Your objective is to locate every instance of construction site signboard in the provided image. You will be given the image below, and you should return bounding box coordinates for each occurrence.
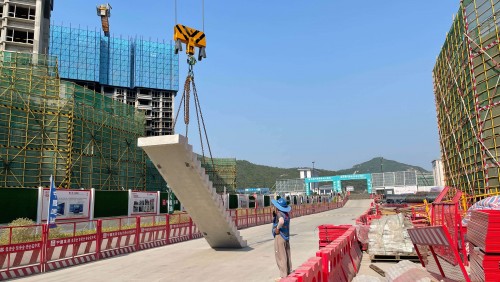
[130,191,158,215]
[238,194,249,208]
[41,189,91,221]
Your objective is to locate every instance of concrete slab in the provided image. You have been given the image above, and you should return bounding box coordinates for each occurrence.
[20,200,373,282]
[138,134,246,248]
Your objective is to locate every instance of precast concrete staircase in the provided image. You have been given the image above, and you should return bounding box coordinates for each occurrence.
[138,135,247,248]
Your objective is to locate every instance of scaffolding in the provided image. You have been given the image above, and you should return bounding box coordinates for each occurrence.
[275,179,306,194]
[0,51,165,190]
[134,38,179,91]
[198,157,236,193]
[100,36,131,88]
[50,25,101,82]
[49,25,178,137]
[49,24,179,91]
[433,0,500,202]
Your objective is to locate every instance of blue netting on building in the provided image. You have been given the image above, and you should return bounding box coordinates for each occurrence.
[100,37,131,88]
[50,26,101,82]
[134,39,179,90]
[49,25,178,91]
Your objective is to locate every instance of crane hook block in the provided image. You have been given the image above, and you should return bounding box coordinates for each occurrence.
[174,24,207,61]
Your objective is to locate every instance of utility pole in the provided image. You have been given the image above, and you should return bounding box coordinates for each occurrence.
[380,157,384,173]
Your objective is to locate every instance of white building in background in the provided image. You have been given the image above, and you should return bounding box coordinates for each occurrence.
[432,159,445,187]
[298,168,317,179]
[0,0,53,54]
[298,167,319,193]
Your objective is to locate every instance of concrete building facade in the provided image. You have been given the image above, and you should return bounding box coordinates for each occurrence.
[0,0,52,54]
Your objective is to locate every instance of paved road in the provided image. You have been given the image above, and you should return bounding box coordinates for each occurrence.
[19,200,373,282]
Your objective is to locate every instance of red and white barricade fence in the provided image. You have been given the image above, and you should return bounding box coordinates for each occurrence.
[100,217,138,259]
[229,201,347,230]
[0,199,348,280]
[138,215,169,250]
[0,224,45,280]
[283,225,362,282]
[45,220,99,271]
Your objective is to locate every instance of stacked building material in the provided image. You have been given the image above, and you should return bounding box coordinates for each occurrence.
[468,210,500,281]
[368,214,415,257]
[317,224,351,249]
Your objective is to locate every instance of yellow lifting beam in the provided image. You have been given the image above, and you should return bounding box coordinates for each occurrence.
[174,24,206,61]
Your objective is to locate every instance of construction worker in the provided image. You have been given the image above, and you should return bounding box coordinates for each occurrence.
[271,197,292,279]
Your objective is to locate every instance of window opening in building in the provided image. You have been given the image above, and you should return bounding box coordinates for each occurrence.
[8,5,35,20]
[6,29,34,44]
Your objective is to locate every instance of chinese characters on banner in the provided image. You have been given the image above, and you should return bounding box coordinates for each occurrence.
[47,175,58,228]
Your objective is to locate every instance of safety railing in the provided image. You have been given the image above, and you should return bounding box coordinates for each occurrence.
[431,188,467,266]
[227,201,345,229]
[0,224,45,279]
[0,199,347,280]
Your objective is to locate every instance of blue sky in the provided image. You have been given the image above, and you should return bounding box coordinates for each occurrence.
[52,1,460,171]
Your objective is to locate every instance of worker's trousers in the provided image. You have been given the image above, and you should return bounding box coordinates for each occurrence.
[274,235,292,278]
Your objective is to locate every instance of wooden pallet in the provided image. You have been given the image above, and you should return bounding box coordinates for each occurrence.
[370,253,420,263]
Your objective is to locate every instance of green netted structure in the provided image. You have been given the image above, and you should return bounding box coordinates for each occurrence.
[198,156,236,193]
[433,0,500,203]
[0,51,166,190]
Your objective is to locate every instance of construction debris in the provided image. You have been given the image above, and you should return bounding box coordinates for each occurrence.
[369,264,386,277]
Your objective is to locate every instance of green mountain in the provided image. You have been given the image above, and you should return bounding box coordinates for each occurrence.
[236,157,429,189]
[336,157,429,175]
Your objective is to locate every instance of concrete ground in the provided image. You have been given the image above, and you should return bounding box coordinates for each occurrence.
[355,252,397,281]
[18,200,372,282]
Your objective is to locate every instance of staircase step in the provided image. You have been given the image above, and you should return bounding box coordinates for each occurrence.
[138,134,247,248]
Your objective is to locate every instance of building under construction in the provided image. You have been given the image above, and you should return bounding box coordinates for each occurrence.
[0,51,149,189]
[49,25,179,136]
[434,0,500,202]
[0,0,237,191]
[0,50,236,191]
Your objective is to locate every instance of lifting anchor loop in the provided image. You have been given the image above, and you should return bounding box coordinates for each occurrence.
[187,55,197,76]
